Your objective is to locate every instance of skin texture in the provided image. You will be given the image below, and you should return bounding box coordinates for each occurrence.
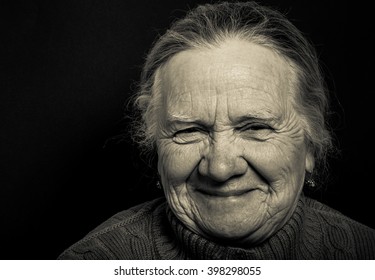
[155,38,315,245]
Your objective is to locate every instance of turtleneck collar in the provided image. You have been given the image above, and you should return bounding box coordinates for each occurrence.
[152,195,319,259]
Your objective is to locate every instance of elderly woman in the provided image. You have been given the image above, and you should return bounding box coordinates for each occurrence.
[59,1,375,259]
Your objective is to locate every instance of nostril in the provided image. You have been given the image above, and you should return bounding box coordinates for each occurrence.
[195,169,233,187]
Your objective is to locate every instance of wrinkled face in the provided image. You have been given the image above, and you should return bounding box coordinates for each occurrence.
[155,39,314,245]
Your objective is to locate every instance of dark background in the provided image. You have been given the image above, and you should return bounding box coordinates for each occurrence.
[1,0,374,259]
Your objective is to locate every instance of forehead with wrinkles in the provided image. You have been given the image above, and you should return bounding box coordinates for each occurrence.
[157,39,297,124]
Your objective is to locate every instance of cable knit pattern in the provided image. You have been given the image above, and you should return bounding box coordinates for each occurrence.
[58,195,375,260]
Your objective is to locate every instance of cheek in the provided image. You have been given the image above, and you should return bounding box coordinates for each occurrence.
[244,138,307,184]
[157,141,203,185]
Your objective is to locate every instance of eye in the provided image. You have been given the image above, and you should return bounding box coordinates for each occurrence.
[241,123,271,131]
[173,127,207,144]
[238,123,273,140]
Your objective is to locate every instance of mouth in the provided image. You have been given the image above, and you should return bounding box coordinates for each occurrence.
[196,188,253,197]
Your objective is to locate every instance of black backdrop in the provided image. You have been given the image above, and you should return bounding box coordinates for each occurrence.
[1,0,374,259]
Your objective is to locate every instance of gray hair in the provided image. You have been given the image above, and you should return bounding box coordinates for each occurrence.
[130,1,335,183]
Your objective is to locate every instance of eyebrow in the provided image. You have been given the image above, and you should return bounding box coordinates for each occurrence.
[232,114,280,124]
[166,113,280,127]
[166,116,209,127]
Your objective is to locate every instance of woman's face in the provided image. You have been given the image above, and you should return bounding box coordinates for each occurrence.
[155,39,314,245]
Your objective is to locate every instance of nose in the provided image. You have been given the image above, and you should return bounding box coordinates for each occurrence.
[198,134,247,182]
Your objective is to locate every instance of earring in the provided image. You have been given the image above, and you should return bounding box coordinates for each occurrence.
[306,178,316,188]
[305,172,316,188]
[156,181,162,189]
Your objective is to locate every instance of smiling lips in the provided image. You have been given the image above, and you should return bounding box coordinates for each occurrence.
[197,187,254,197]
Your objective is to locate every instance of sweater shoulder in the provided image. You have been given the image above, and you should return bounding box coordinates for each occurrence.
[58,197,166,260]
[304,196,375,259]
[89,197,165,233]
[304,197,373,231]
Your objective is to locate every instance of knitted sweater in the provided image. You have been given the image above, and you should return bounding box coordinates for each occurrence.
[58,195,375,259]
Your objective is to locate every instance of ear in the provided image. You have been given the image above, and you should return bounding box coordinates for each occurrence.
[305,151,315,173]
